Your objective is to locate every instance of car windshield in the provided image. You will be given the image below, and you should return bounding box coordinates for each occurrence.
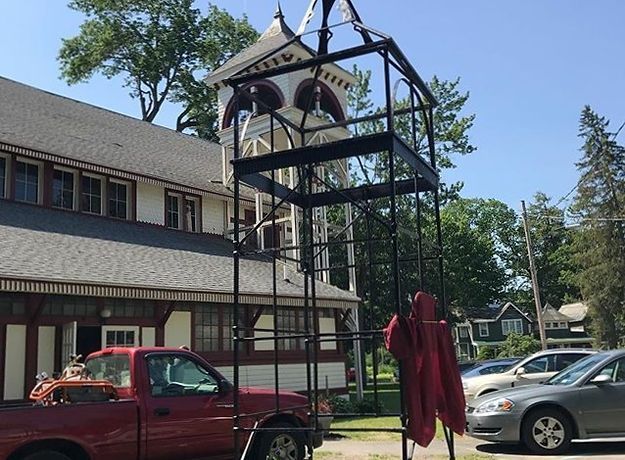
[545,353,603,385]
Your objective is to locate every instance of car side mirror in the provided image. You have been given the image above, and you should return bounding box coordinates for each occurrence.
[515,367,526,377]
[218,379,234,394]
[590,374,612,385]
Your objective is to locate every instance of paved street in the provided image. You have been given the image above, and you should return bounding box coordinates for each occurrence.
[317,436,625,459]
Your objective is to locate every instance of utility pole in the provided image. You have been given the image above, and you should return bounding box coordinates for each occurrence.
[521,200,547,350]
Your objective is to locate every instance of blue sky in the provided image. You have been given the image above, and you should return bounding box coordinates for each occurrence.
[1,1,623,210]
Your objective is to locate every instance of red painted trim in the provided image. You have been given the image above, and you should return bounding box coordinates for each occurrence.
[0,323,6,398]
[54,326,62,373]
[222,79,286,129]
[9,154,16,200]
[131,179,137,221]
[42,162,54,208]
[157,301,176,328]
[294,78,346,122]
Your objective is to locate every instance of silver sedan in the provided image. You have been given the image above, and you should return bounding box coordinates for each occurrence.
[465,349,625,455]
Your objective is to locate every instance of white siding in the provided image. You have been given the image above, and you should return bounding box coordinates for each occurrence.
[319,317,337,351]
[37,326,56,376]
[202,197,226,235]
[4,325,26,400]
[254,315,274,351]
[165,311,191,348]
[136,182,164,225]
[142,327,156,347]
[217,361,346,392]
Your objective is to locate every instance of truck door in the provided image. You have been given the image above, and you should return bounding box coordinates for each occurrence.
[143,352,234,460]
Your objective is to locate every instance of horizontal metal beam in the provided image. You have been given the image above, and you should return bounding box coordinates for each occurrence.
[232,132,395,175]
[392,135,439,188]
[237,173,306,208]
[227,39,390,86]
[308,178,435,207]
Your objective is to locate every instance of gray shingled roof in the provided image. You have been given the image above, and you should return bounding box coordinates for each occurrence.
[0,77,232,196]
[206,11,298,86]
[542,303,572,322]
[0,200,357,303]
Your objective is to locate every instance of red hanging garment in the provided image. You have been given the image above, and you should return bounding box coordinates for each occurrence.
[384,291,466,447]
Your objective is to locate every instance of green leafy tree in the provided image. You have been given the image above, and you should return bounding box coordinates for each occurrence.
[571,106,625,348]
[58,0,257,138]
[497,332,541,358]
[477,346,497,360]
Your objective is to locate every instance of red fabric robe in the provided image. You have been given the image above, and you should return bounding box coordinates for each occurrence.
[384,291,466,447]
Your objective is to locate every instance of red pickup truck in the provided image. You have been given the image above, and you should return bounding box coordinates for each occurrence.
[0,347,324,460]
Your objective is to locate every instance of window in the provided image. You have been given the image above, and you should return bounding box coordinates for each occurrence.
[52,168,76,209]
[545,321,568,330]
[524,355,555,374]
[15,160,40,203]
[593,357,625,383]
[185,197,199,232]
[559,321,568,329]
[223,81,284,128]
[555,353,590,372]
[194,305,232,352]
[0,156,6,198]
[105,329,137,347]
[502,318,524,335]
[108,180,129,219]
[167,192,201,232]
[85,354,131,388]
[147,354,219,397]
[479,323,489,337]
[295,80,345,122]
[82,175,103,214]
[167,193,181,229]
[459,327,468,338]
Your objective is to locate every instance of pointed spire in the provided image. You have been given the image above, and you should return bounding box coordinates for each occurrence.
[274,1,284,20]
[260,1,295,40]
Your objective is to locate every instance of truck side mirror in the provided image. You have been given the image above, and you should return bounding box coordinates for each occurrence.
[515,367,526,377]
[218,379,234,394]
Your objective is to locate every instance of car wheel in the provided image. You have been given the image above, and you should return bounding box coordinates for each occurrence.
[256,422,305,460]
[22,451,72,460]
[522,408,572,455]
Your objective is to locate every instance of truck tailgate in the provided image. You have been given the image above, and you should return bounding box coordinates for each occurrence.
[0,399,139,460]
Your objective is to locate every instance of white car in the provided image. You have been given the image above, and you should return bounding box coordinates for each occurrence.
[462,349,595,402]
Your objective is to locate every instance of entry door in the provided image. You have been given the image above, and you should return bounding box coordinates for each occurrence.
[61,321,77,366]
[144,352,234,460]
[101,326,140,349]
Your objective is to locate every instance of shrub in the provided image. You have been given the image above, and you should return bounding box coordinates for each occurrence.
[497,332,541,358]
[477,346,497,360]
[322,394,353,414]
[353,397,384,415]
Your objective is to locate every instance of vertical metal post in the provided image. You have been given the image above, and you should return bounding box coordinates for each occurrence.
[271,116,281,412]
[366,204,379,413]
[232,85,241,460]
[384,47,408,460]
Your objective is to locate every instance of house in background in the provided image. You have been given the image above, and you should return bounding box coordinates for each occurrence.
[455,302,533,360]
[543,302,593,348]
[0,9,360,401]
[455,301,594,360]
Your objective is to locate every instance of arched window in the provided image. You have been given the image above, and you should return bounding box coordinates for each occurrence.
[222,80,285,129]
[294,79,345,123]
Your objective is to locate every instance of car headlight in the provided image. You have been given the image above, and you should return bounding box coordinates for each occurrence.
[474,398,515,414]
[462,380,468,390]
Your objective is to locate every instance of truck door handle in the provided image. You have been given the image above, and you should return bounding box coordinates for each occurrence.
[154,407,170,416]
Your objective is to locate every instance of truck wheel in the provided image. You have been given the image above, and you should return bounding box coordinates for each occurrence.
[256,422,305,460]
[522,408,572,455]
[22,451,72,460]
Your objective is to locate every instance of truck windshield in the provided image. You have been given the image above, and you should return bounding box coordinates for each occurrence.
[85,354,131,388]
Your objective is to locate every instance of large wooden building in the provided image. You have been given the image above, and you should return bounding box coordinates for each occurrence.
[0,11,360,401]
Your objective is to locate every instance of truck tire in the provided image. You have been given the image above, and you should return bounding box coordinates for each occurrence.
[256,422,305,460]
[22,451,72,460]
[522,408,572,455]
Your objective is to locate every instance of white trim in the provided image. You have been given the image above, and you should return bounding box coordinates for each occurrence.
[15,156,44,205]
[501,318,524,335]
[479,322,489,337]
[52,166,78,211]
[81,173,105,216]
[0,152,9,199]
[102,325,140,348]
[108,178,132,220]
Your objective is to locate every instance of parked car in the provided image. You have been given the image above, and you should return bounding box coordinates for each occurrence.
[0,347,324,460]
[462,348,595,401]
[466,349,625,454]
[461,358,521,378]
[458,361,478,373]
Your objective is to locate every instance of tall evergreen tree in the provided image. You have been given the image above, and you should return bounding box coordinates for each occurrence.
[572,106,625,347]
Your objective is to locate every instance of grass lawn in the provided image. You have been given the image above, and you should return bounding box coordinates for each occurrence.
[329,416,446,442]
[348,382,401,414]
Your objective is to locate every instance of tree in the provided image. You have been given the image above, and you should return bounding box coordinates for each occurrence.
[497,332,541,358]
[58,0,257,138]
[507,193,581,311]
[571,106,625,348]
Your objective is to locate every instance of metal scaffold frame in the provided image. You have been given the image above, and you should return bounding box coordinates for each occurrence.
[228,7,455,460]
